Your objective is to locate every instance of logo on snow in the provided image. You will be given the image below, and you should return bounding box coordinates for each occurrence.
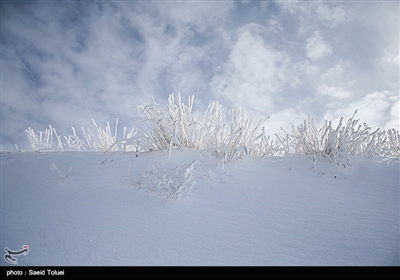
[4,245,29,265]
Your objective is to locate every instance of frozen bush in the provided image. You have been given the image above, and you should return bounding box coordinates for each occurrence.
[25,118,135,153]
[132,94,202,154]
[288,110,400,166]
[130,93,269,163]
[25,125,64,152]
[49,163,72,183]
[23,94,399,164]
[129,160,200,201]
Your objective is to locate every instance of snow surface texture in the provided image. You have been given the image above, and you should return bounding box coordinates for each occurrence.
[1,149,399,266]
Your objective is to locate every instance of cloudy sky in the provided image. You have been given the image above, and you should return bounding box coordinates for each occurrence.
[1,0,399,151]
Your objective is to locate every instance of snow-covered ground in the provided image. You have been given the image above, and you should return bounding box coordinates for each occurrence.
[1,149,399,266]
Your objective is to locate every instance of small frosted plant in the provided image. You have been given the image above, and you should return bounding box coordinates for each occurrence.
[130,160,200,201]
[49,163,72,183]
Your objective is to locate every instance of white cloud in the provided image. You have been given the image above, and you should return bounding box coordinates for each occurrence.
[382,40,399,67]
[292,60,320,86]
[276,1,353,36]
[324,91,399,130]
[386,100,399,130]
[266,18,283,34]
[158,1,234,27]
[321,64,344,81]
[306,32,332,61]
[211,25,292,115]
[315,4,350,27]
[264,108,308,135]
[0,1,398,151]
[318,84,353,100]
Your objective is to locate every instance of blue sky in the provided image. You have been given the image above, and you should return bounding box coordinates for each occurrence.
[1,0,399,151]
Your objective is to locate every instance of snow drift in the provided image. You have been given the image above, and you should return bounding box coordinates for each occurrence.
[2,94,399,265]
[1,150,399,265]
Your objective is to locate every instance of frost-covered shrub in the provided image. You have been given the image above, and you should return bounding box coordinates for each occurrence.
[204,107,269,165]
[82,119,132,152]
[287,110,400,166]
[385,129,400,157]
[129,160,200,201]
[49,163,72,183]
[132,94,203,154]
[23,94,399,164]
[130,93,269,164]
[25,118,135,152]
[25,125,64,152]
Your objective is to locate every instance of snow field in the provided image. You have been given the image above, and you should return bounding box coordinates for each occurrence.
[1,150,398,265]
